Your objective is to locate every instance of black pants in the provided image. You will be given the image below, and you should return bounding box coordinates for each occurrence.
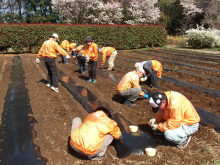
[146,70,158,87]
[44,57,58,87]
[88,61,97,79]
[61,49,68,64]
[77,56,86,73]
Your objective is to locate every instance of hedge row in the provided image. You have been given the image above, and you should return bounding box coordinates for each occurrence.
[0,23,167,54]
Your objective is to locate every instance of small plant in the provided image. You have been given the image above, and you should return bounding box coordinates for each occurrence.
[211,159,220,165]
[201,160,206,165]
[203,147,211,154]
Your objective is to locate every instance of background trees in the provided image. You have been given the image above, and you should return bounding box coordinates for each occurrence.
[0,0,219,34]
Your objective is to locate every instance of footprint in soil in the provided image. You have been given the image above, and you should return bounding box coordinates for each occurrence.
[54,109,67,118]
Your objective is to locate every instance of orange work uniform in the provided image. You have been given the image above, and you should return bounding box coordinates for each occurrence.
[116,71,144,97]
[155,91,201,132]
[70,111,121,155]
[152,60,162,78]
[37,38,68,58]
[84,42,98,61]
[60,40,70,52]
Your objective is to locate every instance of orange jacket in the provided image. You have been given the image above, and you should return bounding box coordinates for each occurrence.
[60,40,70,52]
[152,60,162,78]
[70,111,121,155]
[155,91,200,132]
[84,42,98,61]
[116,71,144,97]
[69,43,77,51]
[37,38,68,59]
[100,47,115,64]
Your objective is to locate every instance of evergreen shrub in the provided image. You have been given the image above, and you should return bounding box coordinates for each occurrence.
[0,23,167,53]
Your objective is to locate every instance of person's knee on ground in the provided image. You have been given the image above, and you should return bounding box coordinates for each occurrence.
[71,117,82,133]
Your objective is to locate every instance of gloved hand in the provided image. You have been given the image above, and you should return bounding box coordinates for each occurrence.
[150,124,158,130]
[36,58,40,64]
[140,77,147,82]
[148,118,156,125]
[143,94,148,99]
[73,48,76,51]
[86,56,90,62]
[66,55,70,59]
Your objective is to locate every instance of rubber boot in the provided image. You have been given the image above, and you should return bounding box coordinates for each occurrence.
[87,78,93,82]
[124,100,136,107]
[82,70,86,74]
[80,66,83,74]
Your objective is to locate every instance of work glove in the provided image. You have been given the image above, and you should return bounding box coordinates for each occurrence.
[86,56,90,62]
[140,77,147,82]
[36,58,40,64]
[148,118,156,125]
[143,94,148,99]
[66,55,70,59]
[150,124,158,130]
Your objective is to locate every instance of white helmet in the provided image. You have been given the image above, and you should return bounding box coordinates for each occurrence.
[51,33,59,41]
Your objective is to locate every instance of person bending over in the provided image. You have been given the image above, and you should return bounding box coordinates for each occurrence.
[148,91,200,149]
[70,102,123,160]
[135,60,162,89]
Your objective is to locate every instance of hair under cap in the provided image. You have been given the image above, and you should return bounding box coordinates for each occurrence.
[149,92,163,113]
[94,102,113,118]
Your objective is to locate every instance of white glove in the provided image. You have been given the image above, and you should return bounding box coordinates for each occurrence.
[140,77,147,82]
[150,124,158,130]
[86,56,90,62]
[66,55,70,59]
[73,48,76,51]
[148,118,156,125]
[36,58,40,64]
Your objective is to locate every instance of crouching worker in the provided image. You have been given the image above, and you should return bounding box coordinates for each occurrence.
[70,102,122,160]
[148,91,200,149]
[135,60,162,89]
[116,68,148,107]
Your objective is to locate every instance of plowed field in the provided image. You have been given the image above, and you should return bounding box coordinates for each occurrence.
[0,48,219,165]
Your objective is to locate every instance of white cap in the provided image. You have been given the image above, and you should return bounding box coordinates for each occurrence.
[137,67,145,74]
[51,33,59,41]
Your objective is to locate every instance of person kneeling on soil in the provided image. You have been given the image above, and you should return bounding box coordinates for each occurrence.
[98,47,117,71]
[135,60,162,89]
[116,68,149,107]
[148,91,200,149]
[70,102,123,161]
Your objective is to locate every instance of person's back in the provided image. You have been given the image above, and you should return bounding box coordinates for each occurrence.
[60,40,70,51]
[71,111,121,155]
[37,38,59,59]
[156,91,200,128]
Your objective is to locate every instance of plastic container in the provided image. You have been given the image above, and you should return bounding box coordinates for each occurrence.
[145,148,156,156]
[129,125,138,132]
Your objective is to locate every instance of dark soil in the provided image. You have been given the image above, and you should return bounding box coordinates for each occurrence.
[0,48,220,165]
